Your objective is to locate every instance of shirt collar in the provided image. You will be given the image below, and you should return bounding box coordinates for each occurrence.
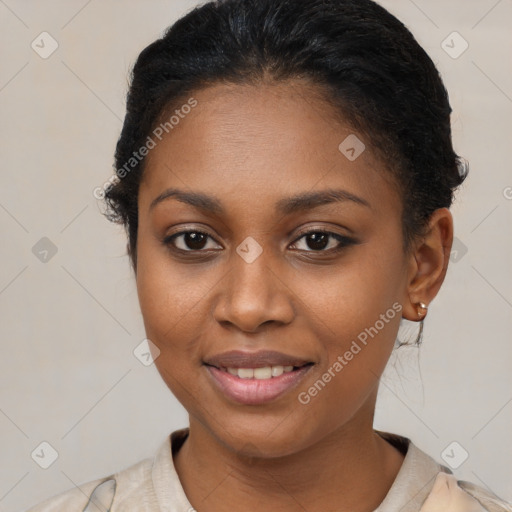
[151,428,193,511]
[373,430,452,512]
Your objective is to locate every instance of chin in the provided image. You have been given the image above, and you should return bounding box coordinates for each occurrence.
[204,414,319,460]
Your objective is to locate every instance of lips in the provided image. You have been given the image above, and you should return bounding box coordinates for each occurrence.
[203,350,314,405]
[204,349,311,369]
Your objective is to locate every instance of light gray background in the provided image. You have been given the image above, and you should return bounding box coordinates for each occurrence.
[0,1,511,511]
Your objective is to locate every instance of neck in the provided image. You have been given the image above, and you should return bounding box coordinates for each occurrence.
[174,409,405,512]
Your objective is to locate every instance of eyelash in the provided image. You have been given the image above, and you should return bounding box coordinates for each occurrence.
[163,228,356,256]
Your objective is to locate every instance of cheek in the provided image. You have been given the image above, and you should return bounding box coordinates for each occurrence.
[136,235,191,345]
[135,232,223,368]
[291,300,401,438]
[135,247,207,407]
[294,237,404,344]
[289,236,404,408]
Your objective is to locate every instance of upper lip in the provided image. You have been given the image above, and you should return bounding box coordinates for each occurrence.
[204,350,312,369]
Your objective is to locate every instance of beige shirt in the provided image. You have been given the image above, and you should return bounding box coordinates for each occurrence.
[26,429,512,512]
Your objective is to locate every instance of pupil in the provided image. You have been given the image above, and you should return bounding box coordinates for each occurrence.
[186,232,207,250]
[307,233,328,250]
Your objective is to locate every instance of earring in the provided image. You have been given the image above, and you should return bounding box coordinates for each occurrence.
[396,302,429,347]
[416,302,428,318]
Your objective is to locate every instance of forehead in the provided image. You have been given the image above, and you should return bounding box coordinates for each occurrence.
[140,80,399,215]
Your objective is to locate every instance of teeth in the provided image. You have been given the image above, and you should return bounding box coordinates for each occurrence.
[254,367,272,379]
[225,365,298,379]
[238,368,254,379]
[271,365,284,377]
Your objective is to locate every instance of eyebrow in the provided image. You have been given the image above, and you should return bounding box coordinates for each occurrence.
[149,187,371,214]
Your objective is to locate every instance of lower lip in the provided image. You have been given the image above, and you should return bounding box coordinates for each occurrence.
[205,365,313,405]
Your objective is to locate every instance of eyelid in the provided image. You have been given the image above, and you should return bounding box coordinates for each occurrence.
[164,223,222,241]
[292,225,353,240]
[163,225,357,256]
[164,228,223,251]
[289,227,357,251]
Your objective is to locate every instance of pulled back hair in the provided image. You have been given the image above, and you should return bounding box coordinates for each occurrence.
[104,0,468,272]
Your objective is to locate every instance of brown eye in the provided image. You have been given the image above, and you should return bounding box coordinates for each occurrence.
[164,231,221,252]
[303,232,330,251]
[291,230,355,253]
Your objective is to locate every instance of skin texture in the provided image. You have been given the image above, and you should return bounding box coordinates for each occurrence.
[135,80,454,511]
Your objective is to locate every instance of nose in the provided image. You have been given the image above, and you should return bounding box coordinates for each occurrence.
[213,247,295,333]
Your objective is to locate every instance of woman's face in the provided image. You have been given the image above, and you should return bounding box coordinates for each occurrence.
[136,81,412,457]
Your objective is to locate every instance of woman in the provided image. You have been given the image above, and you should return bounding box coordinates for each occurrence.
[27,0,511,510]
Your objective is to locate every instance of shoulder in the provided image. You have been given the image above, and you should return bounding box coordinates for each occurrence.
[375,430,512,512]
[24,474,116,511]
[24,456,155,511]
[421,472,512,512]
[24,429,189,512]
[457,478,512,512]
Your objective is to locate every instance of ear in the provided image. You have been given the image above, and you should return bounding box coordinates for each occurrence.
[402,207,454,321]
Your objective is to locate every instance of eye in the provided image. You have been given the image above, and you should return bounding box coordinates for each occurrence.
[290,229,355,253]
[164,230,222,252]
[163,228,356,255]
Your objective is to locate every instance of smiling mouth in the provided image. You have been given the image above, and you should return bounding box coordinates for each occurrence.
[205,363,314,380]
[203,351,315,405]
